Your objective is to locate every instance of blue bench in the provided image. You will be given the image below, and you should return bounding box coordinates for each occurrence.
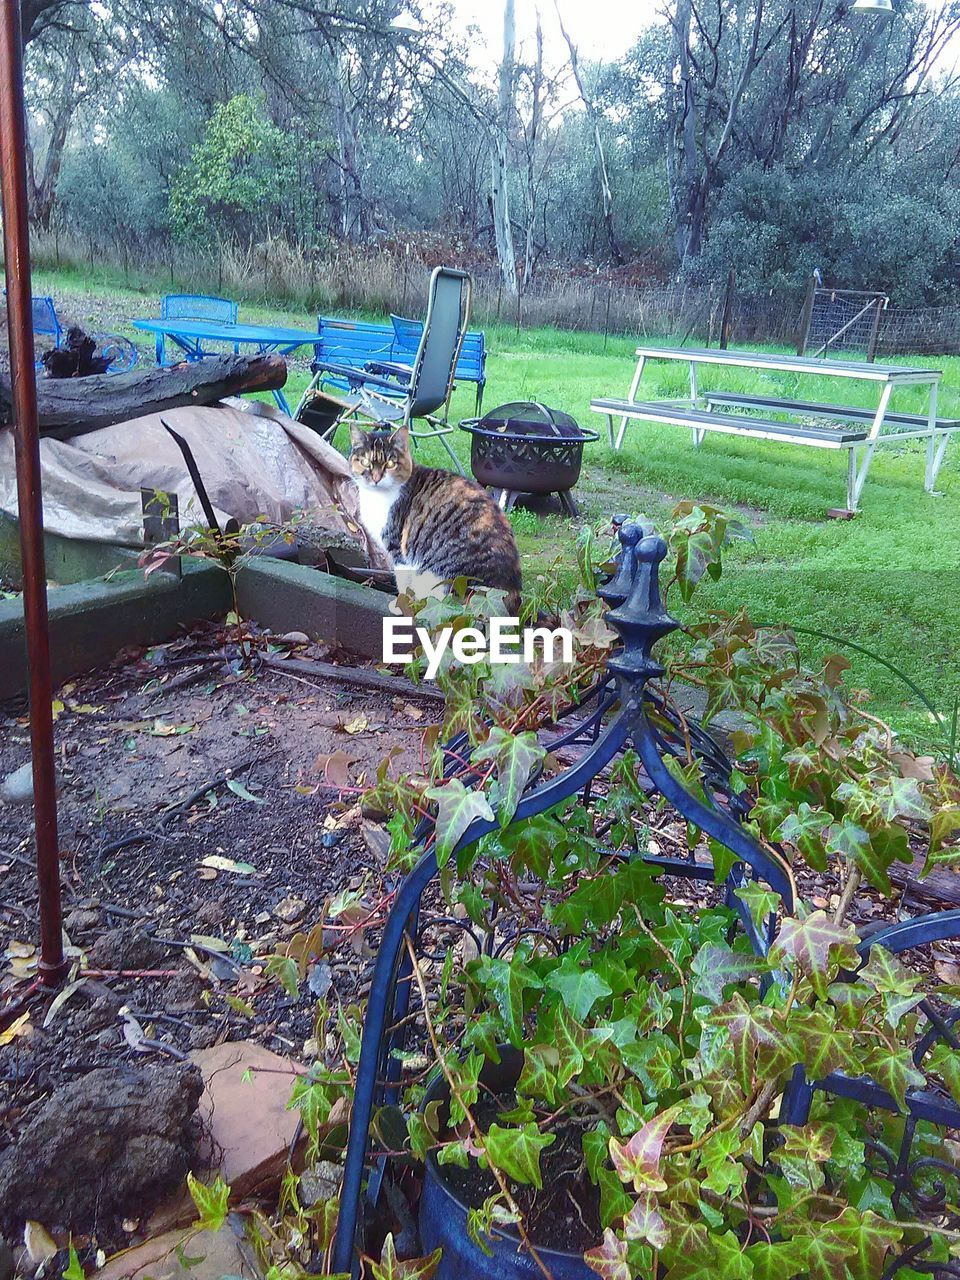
[313,314,487,414]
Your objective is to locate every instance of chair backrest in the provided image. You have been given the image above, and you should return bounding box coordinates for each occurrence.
[160,293,237,325]
[406,267,472,419]
[391,314,486,384]
[315,318,393,368]
[31,296,62,344]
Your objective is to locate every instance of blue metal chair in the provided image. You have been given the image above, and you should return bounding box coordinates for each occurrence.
[156,293,239,365]
[15,293,137,375]
[295,267,472,473]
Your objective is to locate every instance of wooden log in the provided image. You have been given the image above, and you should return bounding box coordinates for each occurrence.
[0,354,288,441]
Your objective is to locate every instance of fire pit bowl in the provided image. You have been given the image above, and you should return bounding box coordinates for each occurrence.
[458,401,597,516]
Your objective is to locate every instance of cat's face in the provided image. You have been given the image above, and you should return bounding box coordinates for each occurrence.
[349,425,413,488]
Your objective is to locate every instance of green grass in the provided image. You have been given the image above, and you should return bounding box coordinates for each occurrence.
[30,265,960,750]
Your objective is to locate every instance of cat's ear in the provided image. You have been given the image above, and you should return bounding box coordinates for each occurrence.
[349,423,367,450]
[391,425,411,452]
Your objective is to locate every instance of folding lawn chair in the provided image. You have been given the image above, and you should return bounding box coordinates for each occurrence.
[295,267,471,473]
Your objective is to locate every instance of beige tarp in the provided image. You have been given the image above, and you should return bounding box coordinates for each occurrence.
[0,402,387,568]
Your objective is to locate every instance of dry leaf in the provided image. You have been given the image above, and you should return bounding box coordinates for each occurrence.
[315,749,358,789]
[190,934,230,953]
[42,978,86,1029]
[935,959,960,985]
[200,854,256,875]
[0,1011,31,1046]
[24,1220,57,1265]
[341,715,368,735]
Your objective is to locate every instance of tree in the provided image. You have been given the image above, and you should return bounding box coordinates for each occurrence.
[490,0,519,295]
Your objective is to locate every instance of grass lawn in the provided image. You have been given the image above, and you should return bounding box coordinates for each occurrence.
[29,265,960,750]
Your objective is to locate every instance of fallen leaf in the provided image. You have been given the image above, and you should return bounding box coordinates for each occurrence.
[191,934,230,952]
[0,1012,31,1046]
[42,978,87,1028]
[935,960,960,985]
[403,703,424,721]
[24,1220,57,1265]
[51,699,65,721]
[341,715,368,735]
[315,749,358,789]
[7,940,35,958]
[150,719,196,736]
[200,854,256,875]
[226,778,265,805]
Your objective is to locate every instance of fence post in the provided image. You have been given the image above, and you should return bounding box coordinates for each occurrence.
[866,296,884,363]
[720,269,736,349]
[797,275,817,355]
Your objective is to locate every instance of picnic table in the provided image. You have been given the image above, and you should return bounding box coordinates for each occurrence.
[592,346,956,513]
[132,317,320,414]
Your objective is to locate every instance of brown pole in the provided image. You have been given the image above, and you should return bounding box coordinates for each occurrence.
[0,0,66,986]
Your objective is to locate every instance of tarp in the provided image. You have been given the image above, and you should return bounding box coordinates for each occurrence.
[0,401,387,568]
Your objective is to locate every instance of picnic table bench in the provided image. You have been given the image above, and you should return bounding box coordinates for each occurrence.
[592,346,956,513]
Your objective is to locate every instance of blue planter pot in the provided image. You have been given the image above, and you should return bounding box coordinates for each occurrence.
[418,1049,594,1280]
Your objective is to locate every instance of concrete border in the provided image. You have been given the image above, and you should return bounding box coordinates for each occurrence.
[0,513,140,586]
[0,557,391,700]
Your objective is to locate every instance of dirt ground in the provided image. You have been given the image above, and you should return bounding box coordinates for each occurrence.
[0,619,441,1250]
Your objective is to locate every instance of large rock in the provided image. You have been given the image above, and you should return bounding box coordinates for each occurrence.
[94,1217,258,1280]
[0,1064,203,1230]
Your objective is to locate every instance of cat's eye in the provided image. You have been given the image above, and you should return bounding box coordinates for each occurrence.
[386,460,397,469]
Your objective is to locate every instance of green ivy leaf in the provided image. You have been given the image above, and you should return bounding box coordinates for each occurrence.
[928,1043,960,1105]
[865,1043,926,1110]
[186,1171,230,1232]
[776,803,831,870]
[825,820,892,894]
[517,1044,560,1106]
[690,943,764,1003]
[63,1241,85,1280]
[483,1123,555,1189]
[743,1238,811,1280]
[470,954,542,1049]
[546,958,614,1020]
[733,883,781,936]
[811,1209,902,1280]
[425,779,495,868]
[623,1192,669,1249]
[448,1050,484,1127]
[471,727,544,828]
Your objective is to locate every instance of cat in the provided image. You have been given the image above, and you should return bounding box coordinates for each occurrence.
[348,423,522,612]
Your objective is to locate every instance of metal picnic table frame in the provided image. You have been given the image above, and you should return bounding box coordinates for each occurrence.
[132,317,321,415]
[592,346,951,513]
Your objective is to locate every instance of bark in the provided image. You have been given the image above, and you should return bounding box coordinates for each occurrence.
[490,0,518,296]
[555,3,624,266]
[25,40,82,229]
[0,354,287,440]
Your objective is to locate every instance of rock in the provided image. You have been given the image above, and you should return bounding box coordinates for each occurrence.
[0,1064,203,1230]
[298,1161,342,1207]
[87,927,170,972]
[277,631,309,644]
[0,1235,12,1280]
[188,1023,218,1051]
[64,906,101,934]
[272,896,306,925]
[188,1041,306,1198]
[75,990,124,1035]
[94,1216,258,1280]
[0,762,36,806]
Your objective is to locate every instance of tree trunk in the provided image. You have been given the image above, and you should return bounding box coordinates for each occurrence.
[490,0,518,296]
[27,41,81,230]
[0,354,288,440]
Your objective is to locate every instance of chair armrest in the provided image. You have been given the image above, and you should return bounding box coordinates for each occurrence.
[311,359,410,396]
[364,359,413,384]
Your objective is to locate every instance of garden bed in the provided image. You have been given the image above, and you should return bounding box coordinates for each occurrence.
[0,618,441,1255]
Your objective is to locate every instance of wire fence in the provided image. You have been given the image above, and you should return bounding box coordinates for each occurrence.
[22,230,960,357]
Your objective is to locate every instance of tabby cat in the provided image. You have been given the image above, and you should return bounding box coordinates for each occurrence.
[349,424,522,611]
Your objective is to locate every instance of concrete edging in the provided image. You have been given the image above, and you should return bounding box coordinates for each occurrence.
[0,557,391,700]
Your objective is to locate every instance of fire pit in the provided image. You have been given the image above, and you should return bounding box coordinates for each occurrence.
[458,401,597,517]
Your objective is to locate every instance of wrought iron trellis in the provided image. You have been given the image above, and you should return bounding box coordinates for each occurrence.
[330,518,960,1278]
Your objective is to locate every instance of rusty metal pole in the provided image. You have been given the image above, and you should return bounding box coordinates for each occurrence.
[0,0,66,986]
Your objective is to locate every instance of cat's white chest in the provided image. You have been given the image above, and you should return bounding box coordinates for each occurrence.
[356,481,400,550]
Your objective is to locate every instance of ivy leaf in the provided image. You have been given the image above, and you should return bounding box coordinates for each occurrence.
[584,1228,632,1280]
[471,954,542,1049]
[550,860,660,934]
[483,1123,555,1189]
[815,1209,902,1280]
[770,912,860,998]
[623,1192,669,1249]
[865,1044,926,1111]
[705,993,780,1092]
[63,1242,85,1280]
[825,820,891,894]
[698,1128,747,1198]
[620,1033,678,1098]
[448,1050,484,1127]
[471,727,544,828]
[186,1172,230,1232]
[776,803,831,870]
[609,1105,682,1192]
[875,775,932,823]
[690,943,764,1003]
[790,1007,862,1079]
[425,779,495,868]
[370,1233,442,1280]
[733,883,781,936]
[546,958,613,1020]
[517,1044,560,1106]
[743,1238,811,1280]
[928,1043,960,1105]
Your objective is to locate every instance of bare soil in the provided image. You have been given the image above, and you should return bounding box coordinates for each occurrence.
[0,619,440,1250]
